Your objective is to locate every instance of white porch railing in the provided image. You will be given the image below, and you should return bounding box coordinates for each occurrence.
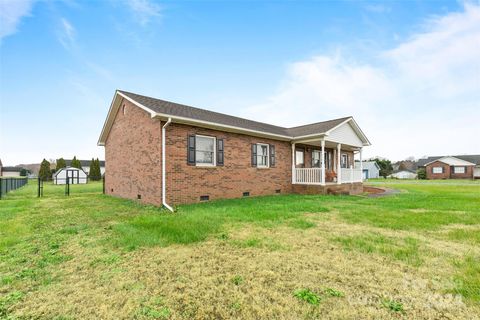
[341,167,363,183]
[293,167,363,184]
[294,168,323,185]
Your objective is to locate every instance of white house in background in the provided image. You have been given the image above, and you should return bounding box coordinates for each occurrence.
[389,170,417,179]
[1,166,22,177]
[65,159,105,176]
[355,161,380,180]
[53,167,88,184]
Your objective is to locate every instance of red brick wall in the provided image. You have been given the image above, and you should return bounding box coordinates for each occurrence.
[164,123,292,205]
[104,99,163,205]
[425,161,474,179]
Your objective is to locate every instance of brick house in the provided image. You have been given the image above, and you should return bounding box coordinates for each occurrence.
[421,156,476,180]
[98,90,371,209]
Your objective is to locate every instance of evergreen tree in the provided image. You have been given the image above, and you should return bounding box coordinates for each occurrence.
[71,156,82,169]
[90,158,102,181]
[88,158,95,179]
[56,158,66,171]
[39,159,51,181]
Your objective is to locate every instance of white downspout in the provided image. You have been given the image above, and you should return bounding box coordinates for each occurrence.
[162,118,174,212]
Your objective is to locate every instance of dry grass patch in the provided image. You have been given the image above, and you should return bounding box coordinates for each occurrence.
[1,180,480,319]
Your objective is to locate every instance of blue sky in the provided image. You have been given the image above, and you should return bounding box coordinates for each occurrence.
[1,0,479,165]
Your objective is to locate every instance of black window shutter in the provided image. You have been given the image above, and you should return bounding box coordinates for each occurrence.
[217,139,224,166]
[269,145,275,167]
[187,135,196,165]
[251,144,257,167]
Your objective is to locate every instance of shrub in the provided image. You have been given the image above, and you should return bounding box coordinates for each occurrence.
[381,299,404,313]
[293,288,321,305]
[417,168,426,180]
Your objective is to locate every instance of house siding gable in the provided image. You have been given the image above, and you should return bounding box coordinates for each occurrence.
[327,122,364,147]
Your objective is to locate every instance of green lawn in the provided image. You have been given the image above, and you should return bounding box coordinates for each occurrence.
[0,180,479,319]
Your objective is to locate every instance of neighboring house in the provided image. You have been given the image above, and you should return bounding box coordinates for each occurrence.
[53,167,88,184]
[98,90,371,209]
[355,161,380,180]
[420,156,476,180]
[389,170,417,179]
[393,160,416,172]
[1,166,22,177]
[417,155,480,179]
[0,159,2,176]
[65,159,105,175]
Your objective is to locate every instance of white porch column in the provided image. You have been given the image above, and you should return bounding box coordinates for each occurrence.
[292,143,296,184]
[337,143,342,184]
[359,148,363,182]
[321,140,326,185]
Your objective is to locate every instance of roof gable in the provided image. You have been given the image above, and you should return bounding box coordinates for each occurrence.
[325,121,365,147]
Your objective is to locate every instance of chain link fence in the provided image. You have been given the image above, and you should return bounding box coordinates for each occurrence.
[0,177,29,199]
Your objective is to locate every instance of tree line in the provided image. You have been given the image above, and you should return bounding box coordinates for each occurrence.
[38,157,102,181]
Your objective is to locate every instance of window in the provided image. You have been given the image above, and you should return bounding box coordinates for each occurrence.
[341,154,348,168]
[195,135,215,166]
[251,144,274,168]
[454,166,465,174]
[295,150,304,166]
[257,143,269,167]
[432,167,443,174]
[312,150,321,167]
[122,104,126,115]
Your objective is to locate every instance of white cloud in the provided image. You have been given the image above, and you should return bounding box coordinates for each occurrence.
[364,4,392,14]
[0,0,35,41]
[243,3,480,161]
[58,17,76,50]
[126,0,161,26]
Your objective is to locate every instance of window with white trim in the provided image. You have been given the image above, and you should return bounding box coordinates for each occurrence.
[295,150,304,166]
[454,166,465,174]
[432,167,443,174]
[195,135,216,166]
[257,143,269,167]
[312,150,321,167]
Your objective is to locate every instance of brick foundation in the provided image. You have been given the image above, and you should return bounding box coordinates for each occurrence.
[292,183,363,196]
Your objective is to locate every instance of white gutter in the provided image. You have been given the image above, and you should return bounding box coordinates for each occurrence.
[162,118,174,212]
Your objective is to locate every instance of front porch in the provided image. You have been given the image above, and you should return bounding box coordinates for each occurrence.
[291,138,365,187]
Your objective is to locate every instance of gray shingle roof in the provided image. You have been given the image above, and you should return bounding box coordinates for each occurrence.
[119,90,350,138]
[416,155,480,167]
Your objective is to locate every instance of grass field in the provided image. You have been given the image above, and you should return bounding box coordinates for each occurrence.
[0,180,479,319]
